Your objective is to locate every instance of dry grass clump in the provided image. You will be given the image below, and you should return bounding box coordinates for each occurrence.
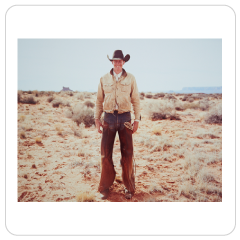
[76,190,95,202]
[195,129,219,139]
[64,108,73,118]
[205,103,222,124]
[191,93,204,100]
[152,125,162,135]
[35,137,42,143]
[84,100,95,108]
[18,115,26,122]
[182,99,211,111]
[149,181,164,193]
[178,182,198,198]
[197,168,216,182]
[72,103,95,127]
[19,96,38,104]
[42,91,54,96]
[19,131,26,139]
[84,92,92,99]
[77,148,88,157]
[69,160,83,168]
[55,123,63,135]
[52,98,70,108]
[70,122,86,138]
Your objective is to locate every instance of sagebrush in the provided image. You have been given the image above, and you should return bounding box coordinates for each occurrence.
[72,103,95,127]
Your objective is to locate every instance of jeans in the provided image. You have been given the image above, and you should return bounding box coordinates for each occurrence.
[98,111,135,194]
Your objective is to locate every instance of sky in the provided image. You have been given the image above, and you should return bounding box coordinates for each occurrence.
[18,39,222,92]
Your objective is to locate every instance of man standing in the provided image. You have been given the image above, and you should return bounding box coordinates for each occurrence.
[95,50,141,200]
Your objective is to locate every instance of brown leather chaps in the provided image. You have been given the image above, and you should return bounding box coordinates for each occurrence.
[98,111,135,194]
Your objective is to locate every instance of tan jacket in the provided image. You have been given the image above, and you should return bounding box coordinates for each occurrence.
[95,68,140,120]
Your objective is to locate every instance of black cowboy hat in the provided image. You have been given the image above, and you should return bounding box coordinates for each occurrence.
[107,50,130,62]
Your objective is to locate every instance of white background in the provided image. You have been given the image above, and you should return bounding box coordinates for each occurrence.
[1,0,238,239]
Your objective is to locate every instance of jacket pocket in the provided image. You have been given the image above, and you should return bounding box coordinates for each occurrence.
[120,82,131,92]
[103,83,114,93]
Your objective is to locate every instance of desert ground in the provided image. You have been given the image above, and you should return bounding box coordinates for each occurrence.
[17,91,222,202]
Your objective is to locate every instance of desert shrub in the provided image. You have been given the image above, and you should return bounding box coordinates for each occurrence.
[20,96,38,104]
[152,95,159,99]
[145,94,153,99]
[65,91,74,96]
[44,91,54,96]
[32,90,40,97]
[47,96,54,103]
[182,102,200,110]
[52,98,70,108]
[140,92,145,97]
[182,96,187,101]
[64,108,73,118]
[155,92,165,98]
[205,103,222,124]
[76,92,84,101]
[198,99,211,111]
[18,90,23,103]
[191,93,203,100]
[164,94,177,100]
[84,100,95,108]
[151,112,167,120]
[175,107,184,111]
[187,97,194,102]
[144,100,176,120]
[27,90,32,94]
[52,99,62,108]
[84,92,92,99]
[140,95,144,100]
[72,103,95,127]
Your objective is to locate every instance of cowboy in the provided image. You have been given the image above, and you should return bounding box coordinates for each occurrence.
[95,50,141,200]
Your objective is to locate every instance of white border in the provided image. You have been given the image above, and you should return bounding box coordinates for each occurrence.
[6,5,235,235]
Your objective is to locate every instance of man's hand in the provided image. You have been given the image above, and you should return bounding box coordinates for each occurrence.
[132,121,139,134]
[95,119,103,134]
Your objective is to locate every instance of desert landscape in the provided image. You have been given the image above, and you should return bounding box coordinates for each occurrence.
[17,90,222,202]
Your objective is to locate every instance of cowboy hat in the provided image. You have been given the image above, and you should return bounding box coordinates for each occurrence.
[107,50,130,62]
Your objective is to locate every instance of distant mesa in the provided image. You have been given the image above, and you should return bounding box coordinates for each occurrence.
[166,87,222,94]
[60,86,73,92]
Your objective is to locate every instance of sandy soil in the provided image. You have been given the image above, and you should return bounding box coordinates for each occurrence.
[17,93,222,202]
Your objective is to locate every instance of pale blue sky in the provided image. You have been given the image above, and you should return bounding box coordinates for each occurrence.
[18,39,222,92]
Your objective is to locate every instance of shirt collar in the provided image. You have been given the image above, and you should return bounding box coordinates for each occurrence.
[113,70,122,78]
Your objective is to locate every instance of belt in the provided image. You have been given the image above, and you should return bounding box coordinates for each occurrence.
[105,110,129,115]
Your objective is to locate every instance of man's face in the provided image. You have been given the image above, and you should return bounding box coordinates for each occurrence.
[112,60,125,72]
